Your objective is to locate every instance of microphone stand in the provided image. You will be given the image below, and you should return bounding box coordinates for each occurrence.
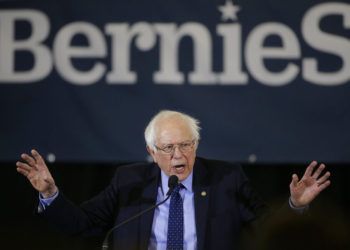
[101,195,171,250]
[101,175,179,250]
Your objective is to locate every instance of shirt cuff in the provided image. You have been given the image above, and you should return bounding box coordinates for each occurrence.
[38,190,59,211]
[288,197,308,214]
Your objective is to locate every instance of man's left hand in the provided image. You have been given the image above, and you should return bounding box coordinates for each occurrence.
[290,161,331,208]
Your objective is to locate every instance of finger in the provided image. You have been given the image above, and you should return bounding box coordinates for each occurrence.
[312,163,326,179]
[317,171,331,185]
[16,161,32,172]
[290,174,299,188]
[16,166,29,177]
[318,180,331,192]
[304,161,318,177]
[31,149,46,167]
[21,153,36,167]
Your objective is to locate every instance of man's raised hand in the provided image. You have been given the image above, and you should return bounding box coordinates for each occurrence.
[290,161,331,207]
[16,149,58,198]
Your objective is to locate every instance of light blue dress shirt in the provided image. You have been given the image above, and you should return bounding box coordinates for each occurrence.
[38,191,58,212]
[148,171,197,250]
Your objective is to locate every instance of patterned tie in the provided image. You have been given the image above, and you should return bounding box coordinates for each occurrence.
[166,184,184,250]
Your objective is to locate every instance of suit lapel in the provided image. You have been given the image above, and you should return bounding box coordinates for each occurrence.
[193,158,210,250]
[138,163,160,250]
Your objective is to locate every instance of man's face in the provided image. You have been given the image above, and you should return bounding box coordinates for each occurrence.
[147,117,197,181]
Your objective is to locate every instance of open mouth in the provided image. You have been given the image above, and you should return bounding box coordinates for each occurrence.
[173,164,186,173]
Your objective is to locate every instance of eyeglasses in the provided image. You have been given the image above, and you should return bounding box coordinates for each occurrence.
[154,140,196,154]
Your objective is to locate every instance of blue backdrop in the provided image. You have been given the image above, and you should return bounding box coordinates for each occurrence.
[0,0,349,163]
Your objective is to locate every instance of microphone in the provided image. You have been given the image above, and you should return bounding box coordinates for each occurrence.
[166,175,179,196]
[101,175,179,250]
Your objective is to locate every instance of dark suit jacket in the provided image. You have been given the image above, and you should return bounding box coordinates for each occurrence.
[41,157,268,250]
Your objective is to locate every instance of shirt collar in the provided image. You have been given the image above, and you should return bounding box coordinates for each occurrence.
[161,170,193,195]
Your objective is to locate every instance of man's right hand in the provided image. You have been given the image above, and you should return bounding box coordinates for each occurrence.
[16,149,58,198]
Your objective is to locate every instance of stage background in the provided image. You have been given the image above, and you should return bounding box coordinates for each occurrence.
[1,0,349,163]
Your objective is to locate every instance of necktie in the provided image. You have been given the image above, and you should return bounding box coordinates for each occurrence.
[166,184,184,250]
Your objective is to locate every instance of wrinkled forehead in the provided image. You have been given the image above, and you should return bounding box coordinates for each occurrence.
[154,117,193,144]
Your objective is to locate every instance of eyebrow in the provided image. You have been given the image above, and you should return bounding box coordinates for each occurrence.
[160,140,192,144]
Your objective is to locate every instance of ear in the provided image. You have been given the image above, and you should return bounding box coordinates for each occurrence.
[147,146,157,163]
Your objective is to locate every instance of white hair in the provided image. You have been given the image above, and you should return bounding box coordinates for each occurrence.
[144,110,201,149]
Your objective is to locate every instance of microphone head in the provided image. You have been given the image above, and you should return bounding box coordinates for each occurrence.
[167,175,179,196]
[168,175,179,188]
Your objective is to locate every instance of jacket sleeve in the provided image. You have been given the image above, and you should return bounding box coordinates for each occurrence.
[38,171,120,237]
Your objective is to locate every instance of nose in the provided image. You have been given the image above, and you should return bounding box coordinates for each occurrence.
[172,145,184,158]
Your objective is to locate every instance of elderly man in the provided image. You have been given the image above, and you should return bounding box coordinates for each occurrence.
[16,110,330,250]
